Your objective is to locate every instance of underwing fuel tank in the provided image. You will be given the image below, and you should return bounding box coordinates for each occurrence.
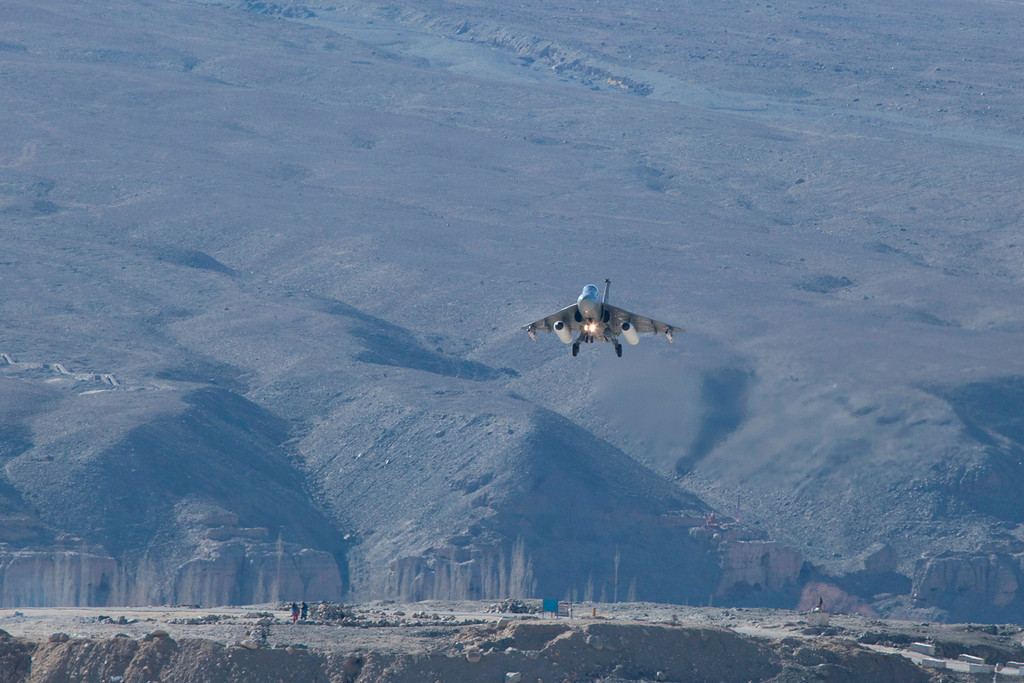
[620,321,640,345]
[552,320,573,344]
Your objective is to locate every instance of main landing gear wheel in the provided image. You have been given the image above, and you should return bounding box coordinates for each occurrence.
[615,343,622,357]
[572,342,580,357]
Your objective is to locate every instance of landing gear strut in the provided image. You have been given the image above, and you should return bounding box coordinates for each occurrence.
[571,342,579,357]
[615,343,622,357]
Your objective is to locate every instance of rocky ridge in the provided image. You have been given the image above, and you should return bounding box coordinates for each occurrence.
[0,602,944,683]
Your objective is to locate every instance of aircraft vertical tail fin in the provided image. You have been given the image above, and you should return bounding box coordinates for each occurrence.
[603,279,611,304]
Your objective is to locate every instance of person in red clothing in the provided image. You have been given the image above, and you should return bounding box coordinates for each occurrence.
[290,602,299,623]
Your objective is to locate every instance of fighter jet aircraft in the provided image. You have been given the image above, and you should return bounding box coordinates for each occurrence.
[522,280,685,357]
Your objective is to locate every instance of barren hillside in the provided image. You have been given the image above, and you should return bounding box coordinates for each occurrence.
[2,0,1024,621]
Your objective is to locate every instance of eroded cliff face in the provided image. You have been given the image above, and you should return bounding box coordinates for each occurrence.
[717,540,805,596]
[912,551,1024,620]
[0,547,120,607]
[0,542,342,608]
[688,525,806,601]
[173,543,342,607]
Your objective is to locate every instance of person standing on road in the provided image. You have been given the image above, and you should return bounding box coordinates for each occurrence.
[291,602,299,623]
[301,602,308,621]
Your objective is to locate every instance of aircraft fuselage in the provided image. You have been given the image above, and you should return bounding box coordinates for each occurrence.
[576,284,603,322]
[576,284,613,346]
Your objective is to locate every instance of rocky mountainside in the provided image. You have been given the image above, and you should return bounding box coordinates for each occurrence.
[2,0,1024,621]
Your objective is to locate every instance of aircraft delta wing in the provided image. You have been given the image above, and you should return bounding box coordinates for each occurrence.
[522,280,685,357]
[521,304,682,337]
[602,303,684,338]
[524,304,583,335]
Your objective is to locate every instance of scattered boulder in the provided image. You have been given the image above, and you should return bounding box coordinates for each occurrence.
[309,603,348,622]
[486,599,537,614]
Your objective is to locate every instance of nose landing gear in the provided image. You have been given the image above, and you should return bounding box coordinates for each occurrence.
[570,327,622,358]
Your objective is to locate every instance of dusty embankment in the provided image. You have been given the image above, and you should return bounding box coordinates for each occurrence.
[0,600,997,681]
